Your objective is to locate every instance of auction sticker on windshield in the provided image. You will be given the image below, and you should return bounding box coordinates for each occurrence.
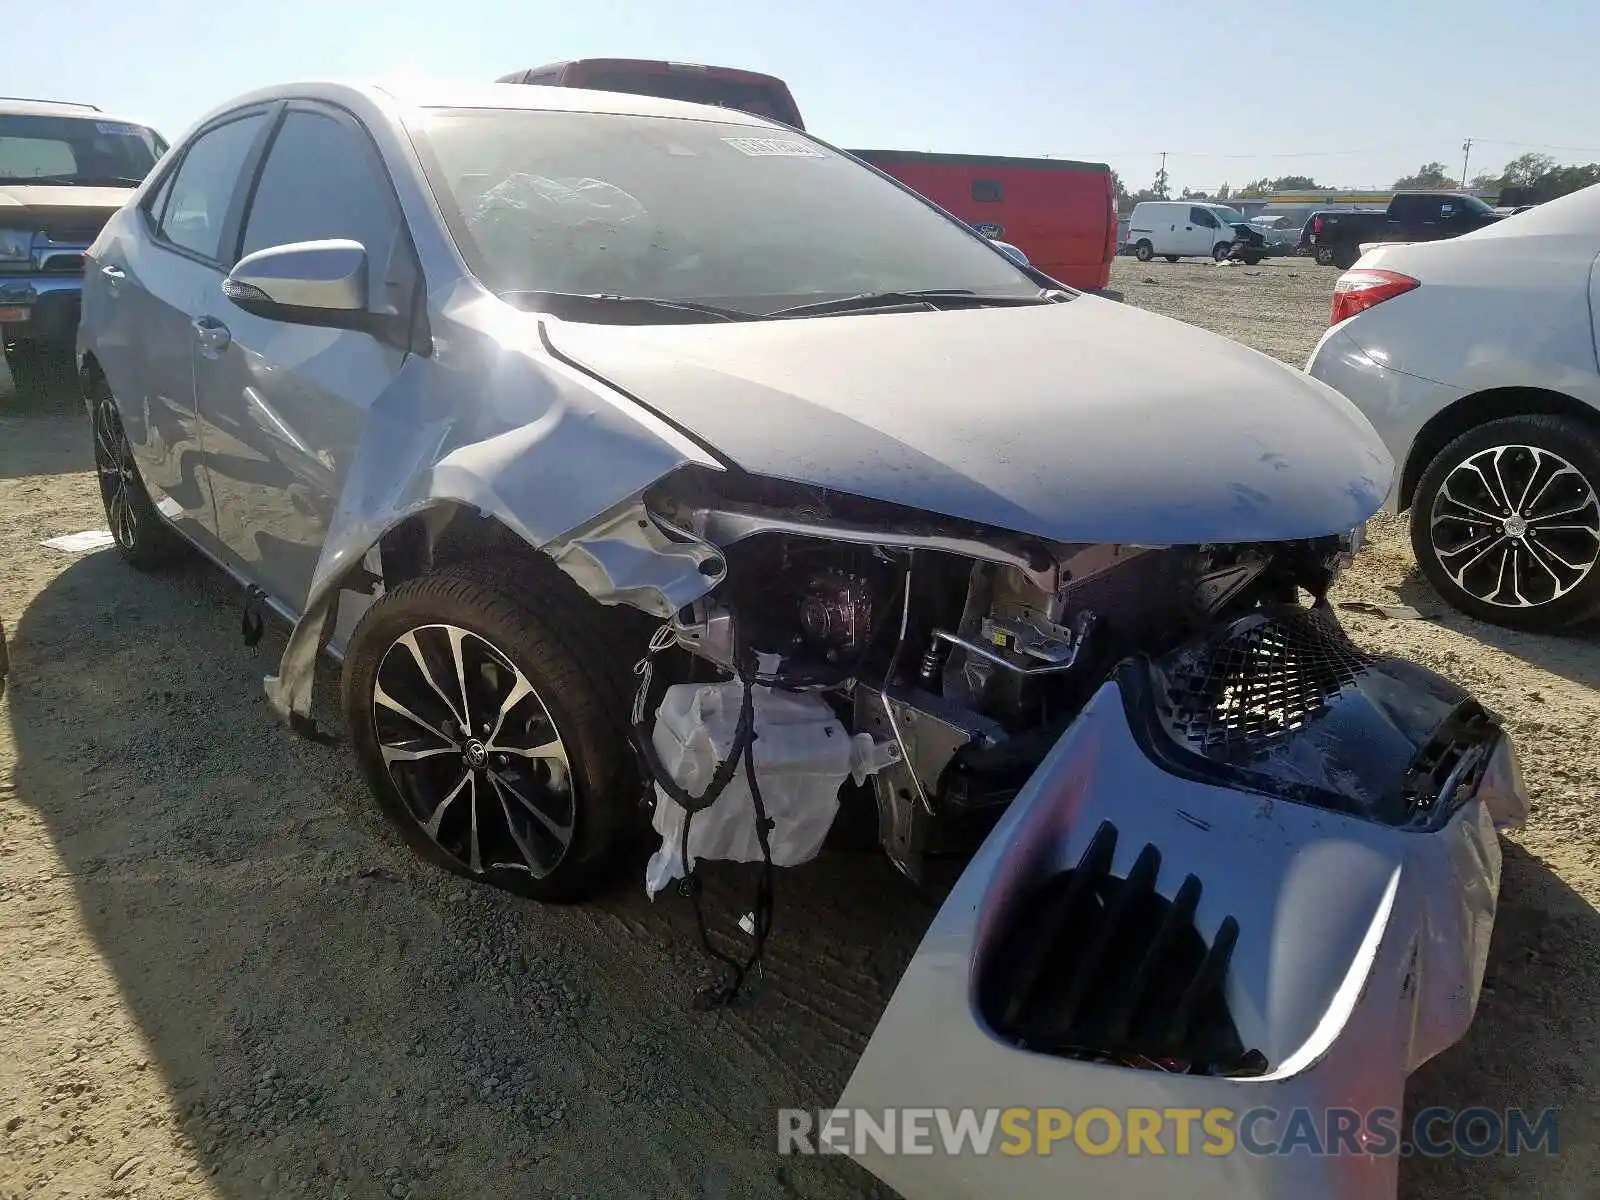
[721,137,825,158]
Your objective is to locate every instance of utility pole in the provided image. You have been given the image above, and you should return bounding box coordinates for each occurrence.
[1461,138,1473,188]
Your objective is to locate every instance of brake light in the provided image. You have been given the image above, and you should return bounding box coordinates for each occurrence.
[1330,269,1419,325]
[1312,215,1324,235]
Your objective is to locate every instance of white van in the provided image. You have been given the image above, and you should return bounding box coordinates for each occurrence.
[1126,201,1248,262]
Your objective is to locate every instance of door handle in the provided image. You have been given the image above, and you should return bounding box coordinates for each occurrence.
[100,265,125,280]
[192,315,232,352]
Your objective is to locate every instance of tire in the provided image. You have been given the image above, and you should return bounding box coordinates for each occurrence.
[1163,255,1180,263]
[1409,414,1600,632]
[1134,240,1154,262]
[1212,242,1233,262]
[1333,244,1361,270]
[5,342,73,400]
[89,380,189,570]
[1242,251,1264,266]
[342,561,641,903]
[1314,245,1336,266]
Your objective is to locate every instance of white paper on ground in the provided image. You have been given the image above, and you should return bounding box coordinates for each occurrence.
[42,529,116,553]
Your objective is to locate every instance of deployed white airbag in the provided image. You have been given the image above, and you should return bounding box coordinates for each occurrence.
[644,681,894,898]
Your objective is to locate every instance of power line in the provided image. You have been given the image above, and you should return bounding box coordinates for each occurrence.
[1469,137,1600,155]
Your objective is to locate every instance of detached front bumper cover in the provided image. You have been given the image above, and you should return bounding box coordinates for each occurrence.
[839,604,1525,1200]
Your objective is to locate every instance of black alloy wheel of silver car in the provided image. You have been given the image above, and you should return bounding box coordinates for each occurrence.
[1411,415,1600,632]
[89,378,187,570]
[1212,241,1233,262]
[342,563,638,902]
[1134,240,1154,262]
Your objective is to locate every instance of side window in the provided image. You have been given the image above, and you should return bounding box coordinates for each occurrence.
[158,113,267,260]
[972,178,1003,204]
[238,109,401,278]
[1191,206,1215,227]
[142,165,176,227]
[1388,195,1422,223]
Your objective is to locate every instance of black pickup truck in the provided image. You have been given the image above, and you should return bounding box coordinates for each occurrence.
[1301,192,1502,268]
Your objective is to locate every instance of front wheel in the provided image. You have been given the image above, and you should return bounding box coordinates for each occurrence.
[1409,415,1600,632]
[1134,241,1154,262]
[1212,242,1233,262]
[90,384,188,569]
[1163,255,1180,263]
[342,562,640,903]
[1242,251,1264,266]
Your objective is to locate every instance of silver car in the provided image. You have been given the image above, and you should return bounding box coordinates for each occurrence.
[79,80,1525,1198]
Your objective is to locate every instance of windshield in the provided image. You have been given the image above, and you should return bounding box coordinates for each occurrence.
[410,108,1045,318]
[1208,205,1246,225]
[0,113,163,186]
[1459,194,1495,216]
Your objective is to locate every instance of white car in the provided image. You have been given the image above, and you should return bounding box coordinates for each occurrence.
[1306,183,1600,632]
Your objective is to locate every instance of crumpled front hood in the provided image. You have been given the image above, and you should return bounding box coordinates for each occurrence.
[541,295,1393,545]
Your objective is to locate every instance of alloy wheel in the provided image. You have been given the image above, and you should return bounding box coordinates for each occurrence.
[93,396,141,550]
[1428,443,1600,609]
[371,622,576,879]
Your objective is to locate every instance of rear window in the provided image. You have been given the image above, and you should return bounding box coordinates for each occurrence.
[573,69,795,125]
[0,113,163,186]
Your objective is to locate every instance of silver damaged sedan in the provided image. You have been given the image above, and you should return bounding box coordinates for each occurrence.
[78,80,1528,1199]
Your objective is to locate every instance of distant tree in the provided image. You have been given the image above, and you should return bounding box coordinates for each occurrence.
[1151,163,1170,199]
[1391,162,1457,190]
[1527,163,1600,203]
[1500,153,1557,188]
[1180,187,1212,200]
[1235,174,1319,198]
[1216,182,1232,200]
[1470,170,1503,191]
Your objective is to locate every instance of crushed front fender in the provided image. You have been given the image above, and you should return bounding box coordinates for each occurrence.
[262,310,726,732]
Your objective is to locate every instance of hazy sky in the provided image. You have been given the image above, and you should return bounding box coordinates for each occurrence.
[14,0,1599,193]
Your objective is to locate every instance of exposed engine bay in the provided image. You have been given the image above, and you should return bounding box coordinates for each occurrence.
[635,467,1357,882]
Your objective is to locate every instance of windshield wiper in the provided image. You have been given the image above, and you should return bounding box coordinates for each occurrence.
[766,288,1067,318]
[501,290,755,323]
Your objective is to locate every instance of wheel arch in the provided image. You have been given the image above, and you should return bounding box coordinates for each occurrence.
[1399,386,1600,511]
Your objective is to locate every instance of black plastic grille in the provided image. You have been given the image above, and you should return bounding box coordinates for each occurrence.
[1160,604,1374,751]
[979,820,1265,1077]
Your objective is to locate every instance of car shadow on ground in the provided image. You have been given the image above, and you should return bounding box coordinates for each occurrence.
[5,549,1594,1199]
[4,550,922,1199]
[1394,567,1600,690]
[0,372,91,480]
[1400,841,1599,1197]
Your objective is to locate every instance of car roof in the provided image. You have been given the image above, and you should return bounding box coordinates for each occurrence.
[0,96,156,128]
[193,78,783,131]
[1467,181,1600,240]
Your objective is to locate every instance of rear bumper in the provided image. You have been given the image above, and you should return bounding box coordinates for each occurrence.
[0,274,84,350]
[839,606,1525,1199]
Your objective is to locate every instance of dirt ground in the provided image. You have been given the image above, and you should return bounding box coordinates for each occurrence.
[1,257,1595,1200]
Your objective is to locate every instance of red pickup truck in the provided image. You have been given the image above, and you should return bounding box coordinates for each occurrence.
[496,59,1118,292]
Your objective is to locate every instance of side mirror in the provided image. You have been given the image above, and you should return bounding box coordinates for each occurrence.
[223,239,384,332]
